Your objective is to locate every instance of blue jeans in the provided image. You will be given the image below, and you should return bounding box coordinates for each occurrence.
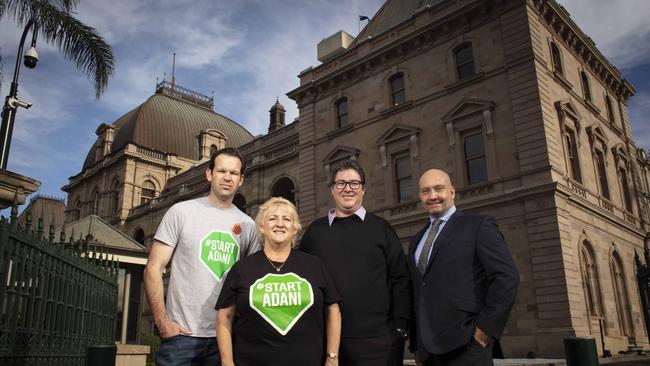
[156,335,220,366]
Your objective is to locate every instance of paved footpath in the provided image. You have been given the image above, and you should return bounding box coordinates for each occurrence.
[402,354,650,365]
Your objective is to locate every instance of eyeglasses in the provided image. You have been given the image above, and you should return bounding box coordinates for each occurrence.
[332,180,363,190]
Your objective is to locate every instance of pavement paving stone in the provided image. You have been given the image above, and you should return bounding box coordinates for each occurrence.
[402,354,650,366]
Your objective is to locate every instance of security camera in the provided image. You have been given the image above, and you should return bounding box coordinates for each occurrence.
[23,46,39,69]
[7,97,32,110]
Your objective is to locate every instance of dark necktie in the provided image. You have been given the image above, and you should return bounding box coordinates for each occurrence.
[417,218,442,275]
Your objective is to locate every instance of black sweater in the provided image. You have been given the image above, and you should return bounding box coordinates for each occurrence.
[300,212,412,338]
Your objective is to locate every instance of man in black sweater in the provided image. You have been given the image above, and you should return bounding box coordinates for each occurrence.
[301,160,412,366]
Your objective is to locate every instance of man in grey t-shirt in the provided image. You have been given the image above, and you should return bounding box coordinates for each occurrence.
[144,148,260,366]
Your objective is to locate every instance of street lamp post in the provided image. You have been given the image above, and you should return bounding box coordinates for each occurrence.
[0,19,39,170]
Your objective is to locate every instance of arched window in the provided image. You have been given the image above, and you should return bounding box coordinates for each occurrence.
[140,180,156,205]
[210,144,219,157]
[390,73,406,106]
[455,44,475,80]
[580,242,603,317]
[581,71,591,102]
[551,42,563,76]
[610,252,633,337]
[92,188,100,215]
[270,177,296,205]
[233,193,247,213]
[336,98,348,128]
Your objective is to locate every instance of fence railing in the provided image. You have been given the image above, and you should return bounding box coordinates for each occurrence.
[0,200,119,366]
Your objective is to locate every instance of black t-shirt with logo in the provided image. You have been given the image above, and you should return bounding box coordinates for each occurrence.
[215,250,340,366]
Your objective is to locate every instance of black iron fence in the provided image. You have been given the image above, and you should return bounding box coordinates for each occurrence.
[0,202,119,365]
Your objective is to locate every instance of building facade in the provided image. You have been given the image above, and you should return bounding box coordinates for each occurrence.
[62,0,650,357]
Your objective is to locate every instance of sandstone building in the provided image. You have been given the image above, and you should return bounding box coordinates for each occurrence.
[61,0,650,357]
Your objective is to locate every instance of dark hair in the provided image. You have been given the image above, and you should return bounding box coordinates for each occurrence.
[329,159,365,186]
[209,147,246,174]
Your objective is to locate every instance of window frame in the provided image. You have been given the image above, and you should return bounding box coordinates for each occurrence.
[443,99,498,190]
[618,167,633,212]
[580,242,604,318]
[390,73,406,106]
[140,180,156,205]
[610,252,633,337]
[455,43,476,81]
[605,95,616,125]
[551,41,564,76]
[563,127,583,183]
[394,153,413,203]
[336,98,349,129]
[595,149,610,200]
[462,129,488,186]
[581,71,592,102]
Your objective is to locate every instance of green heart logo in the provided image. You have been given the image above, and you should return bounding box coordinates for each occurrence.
[249,273,314,335]
[199,230,240,280]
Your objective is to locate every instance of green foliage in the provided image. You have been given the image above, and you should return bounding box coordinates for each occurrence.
[140,333,161,366]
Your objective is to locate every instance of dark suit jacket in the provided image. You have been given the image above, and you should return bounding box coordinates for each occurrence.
[407,209,519,356]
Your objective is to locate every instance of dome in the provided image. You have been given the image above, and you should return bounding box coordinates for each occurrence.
[83,92,253,169]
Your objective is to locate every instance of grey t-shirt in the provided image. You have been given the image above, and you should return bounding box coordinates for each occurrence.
[154,196,260,337]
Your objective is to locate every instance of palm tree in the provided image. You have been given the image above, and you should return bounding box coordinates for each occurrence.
[0,0,114,98]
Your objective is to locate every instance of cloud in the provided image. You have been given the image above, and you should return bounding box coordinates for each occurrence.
[557,0,650,70]
[628,92,650,151]
[3,0,646,202]
[209,0,385,134]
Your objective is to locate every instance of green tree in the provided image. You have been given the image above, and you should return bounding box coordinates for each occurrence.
[0,0,114,98]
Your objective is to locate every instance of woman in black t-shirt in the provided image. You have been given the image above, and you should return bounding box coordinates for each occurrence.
[216,197,342,366]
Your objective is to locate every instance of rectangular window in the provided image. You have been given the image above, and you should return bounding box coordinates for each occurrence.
[565,128,582,183]
[595,150,610,200]
[455,44,475,80]
[551,42,563,76]
[464,131,488,185]
[395,155,412,203]
[391,75,406,106]
[581,72,591,102]
[337,99,348,128]
[605,96,616,125]
[619,170,633,212]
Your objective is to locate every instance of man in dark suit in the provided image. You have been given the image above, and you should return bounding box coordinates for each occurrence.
[409,169,519,366]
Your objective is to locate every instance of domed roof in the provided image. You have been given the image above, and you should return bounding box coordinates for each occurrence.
[83,92,253,169]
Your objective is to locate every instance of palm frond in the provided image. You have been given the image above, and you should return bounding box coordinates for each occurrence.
[35,1,114,98]
[53,0,80,12]
[0,0,114,98]
[0,0,34,24]
[0,0,78,20]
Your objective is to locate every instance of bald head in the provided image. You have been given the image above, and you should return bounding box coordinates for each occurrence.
[419,169,452,187]
[418,169,455,217]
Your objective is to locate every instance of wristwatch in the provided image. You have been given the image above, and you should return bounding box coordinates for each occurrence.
[327,352,338,360]
[396,328,408,340]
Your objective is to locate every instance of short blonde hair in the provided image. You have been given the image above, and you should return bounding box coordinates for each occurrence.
[255,197,302,247]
